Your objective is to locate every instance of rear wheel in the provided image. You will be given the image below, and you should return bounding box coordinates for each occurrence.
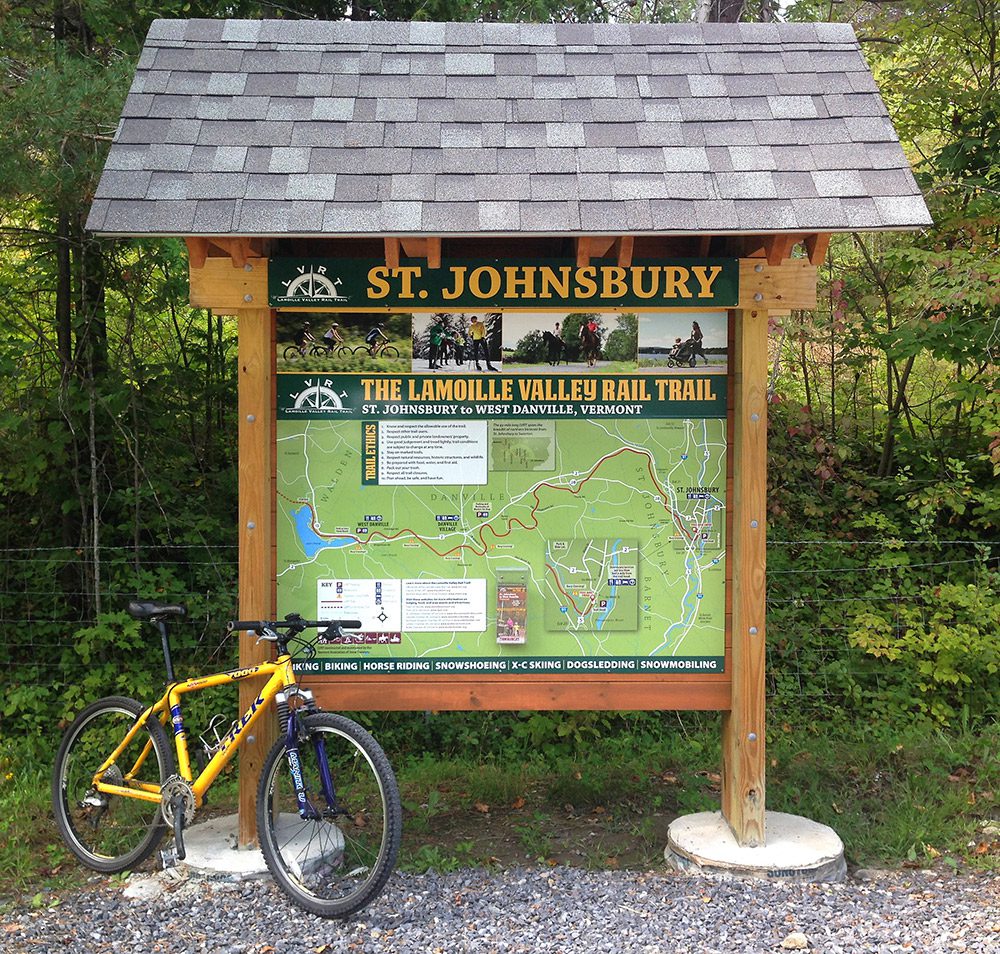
[283,345,303,361]
[52,696,174,873]
[257,712,401,918]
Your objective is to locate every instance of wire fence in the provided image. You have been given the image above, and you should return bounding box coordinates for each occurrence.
[0,539,996,723]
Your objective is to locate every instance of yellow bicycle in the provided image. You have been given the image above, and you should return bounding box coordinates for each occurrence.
[51,600,401,918]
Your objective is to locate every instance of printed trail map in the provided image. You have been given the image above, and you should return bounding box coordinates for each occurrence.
[275,373,726,675]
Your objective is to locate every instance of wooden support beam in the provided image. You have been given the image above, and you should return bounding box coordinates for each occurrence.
[385,236,443,269]
[738,259,817,311]
[805,233,831,266]
[698,236,712,258]
[384,237,401,270]
[615,235,635,268]
[185,237,209,269]
[313,677,731,712]
[401,237,442,269]
[185,237,262,269]
[236,306,276,847]
[721,307,768,848]
[575,235,617,266]
[763,234,798,266]
[189,257,268,313]
[213,237,255,268]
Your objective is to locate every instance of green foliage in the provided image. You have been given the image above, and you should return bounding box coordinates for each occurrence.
[509,329,548,363]
[848,571,1000,725]
[603,313,638,362]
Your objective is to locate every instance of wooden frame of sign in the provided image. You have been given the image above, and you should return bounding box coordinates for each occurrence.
[188,232,824,851]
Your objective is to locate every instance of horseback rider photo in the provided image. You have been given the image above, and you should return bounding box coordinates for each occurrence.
[579,317,600,367]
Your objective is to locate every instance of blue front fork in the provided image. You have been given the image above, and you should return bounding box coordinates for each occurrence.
[285,710,337,820]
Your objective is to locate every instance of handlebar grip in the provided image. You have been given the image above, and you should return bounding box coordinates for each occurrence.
[315,620,362,630]
[227,620,267,633]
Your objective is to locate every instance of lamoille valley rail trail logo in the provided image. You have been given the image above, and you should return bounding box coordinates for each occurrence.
[273,264,349,305]
[287,380,351,415]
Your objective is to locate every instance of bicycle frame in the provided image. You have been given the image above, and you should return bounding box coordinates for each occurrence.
[90,655,297,809]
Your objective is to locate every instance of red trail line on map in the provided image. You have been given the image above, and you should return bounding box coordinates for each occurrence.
[284,446,693,560]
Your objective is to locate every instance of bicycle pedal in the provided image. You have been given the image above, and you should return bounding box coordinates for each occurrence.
[160,845,179,869]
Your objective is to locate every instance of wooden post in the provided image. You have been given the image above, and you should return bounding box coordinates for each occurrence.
[721,307,768,847]
[236,306,276,847]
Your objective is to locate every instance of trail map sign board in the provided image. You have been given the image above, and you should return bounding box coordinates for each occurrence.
[272,257,732,684]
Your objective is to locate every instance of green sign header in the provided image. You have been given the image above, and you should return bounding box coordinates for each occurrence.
[269,258,739,310]
[277,373,728,421]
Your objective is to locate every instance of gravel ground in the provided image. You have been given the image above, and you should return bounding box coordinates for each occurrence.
[4,866,998,953]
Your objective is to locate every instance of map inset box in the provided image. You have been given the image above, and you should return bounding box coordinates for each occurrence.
[544,539,638,632]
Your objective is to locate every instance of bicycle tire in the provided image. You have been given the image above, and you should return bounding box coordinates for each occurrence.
[309,345,329,358]
[379,345,400,359]
[52,696,175,873]
[257,712,401,918]
[283,345,303,361]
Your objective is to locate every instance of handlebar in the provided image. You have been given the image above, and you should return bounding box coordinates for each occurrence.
[227,618,362,634]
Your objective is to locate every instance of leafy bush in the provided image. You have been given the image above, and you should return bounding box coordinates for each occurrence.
[849,569,1000,725]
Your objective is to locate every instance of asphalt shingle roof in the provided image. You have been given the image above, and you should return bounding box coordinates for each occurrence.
[86,19,932,237]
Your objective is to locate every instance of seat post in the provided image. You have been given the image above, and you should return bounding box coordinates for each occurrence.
[154,618,176,683]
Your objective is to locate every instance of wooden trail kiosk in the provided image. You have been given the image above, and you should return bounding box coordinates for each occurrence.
[89,18,931,872]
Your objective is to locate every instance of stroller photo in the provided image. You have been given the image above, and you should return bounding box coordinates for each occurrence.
[667,336,699,367]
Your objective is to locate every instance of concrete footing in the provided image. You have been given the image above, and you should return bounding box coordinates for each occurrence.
[666,811,847,883]
[178,813,269,880]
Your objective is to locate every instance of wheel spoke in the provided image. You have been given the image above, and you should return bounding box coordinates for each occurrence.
[257,713,400,918]
[52,697,172,873]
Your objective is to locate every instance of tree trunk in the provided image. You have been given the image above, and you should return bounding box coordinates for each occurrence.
[877,354,916,478]
[56,210,73,376]
[704,0,746,21]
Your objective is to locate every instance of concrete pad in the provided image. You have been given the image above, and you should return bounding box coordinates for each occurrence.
[665,811,847,883]
[178,813,269,880]
[177,812,345,881]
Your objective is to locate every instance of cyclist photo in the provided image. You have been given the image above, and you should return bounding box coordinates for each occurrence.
[364,322,390,356]
[277,314,411,371]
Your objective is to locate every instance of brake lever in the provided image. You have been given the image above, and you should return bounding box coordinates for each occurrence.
[319,623,343,643]
[255,626,280,644]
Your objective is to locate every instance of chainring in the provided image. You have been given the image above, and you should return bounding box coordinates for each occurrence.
[159,775,196,829]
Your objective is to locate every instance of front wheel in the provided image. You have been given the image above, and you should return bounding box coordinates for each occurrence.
[52,696,175,873]
[379,345,400,359]
[257,712,401,919]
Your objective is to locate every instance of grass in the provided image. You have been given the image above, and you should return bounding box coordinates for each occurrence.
[766,722,1000,870]
[394,717,999,874]
[3,718,997,906]
[0,755,83,905]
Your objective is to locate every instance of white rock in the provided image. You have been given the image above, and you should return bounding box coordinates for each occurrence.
[122,877,164,902]
[780,931,810,950]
